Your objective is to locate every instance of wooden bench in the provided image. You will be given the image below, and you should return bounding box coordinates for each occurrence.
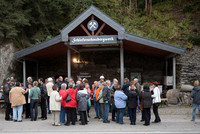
[161,98,168,107]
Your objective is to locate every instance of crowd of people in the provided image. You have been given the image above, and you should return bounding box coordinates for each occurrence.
[2,75,166,126]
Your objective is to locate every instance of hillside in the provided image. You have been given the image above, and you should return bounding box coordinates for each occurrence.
[0,0,199,49]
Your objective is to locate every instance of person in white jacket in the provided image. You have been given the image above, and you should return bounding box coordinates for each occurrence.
[151,81,161,123]
[50,85,62,126]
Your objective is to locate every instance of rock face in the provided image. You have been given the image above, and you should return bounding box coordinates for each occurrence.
[177,45,200,87]
[0,42,16,84]
[180,85,193,92]
[166,89,180,104]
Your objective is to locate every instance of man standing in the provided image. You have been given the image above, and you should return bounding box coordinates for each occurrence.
[191,80,200,121]
[98,76,105,86]
[93,81,102,119]
[56,76,63,91]
[46,77,54,114]
[103,80,111,123]
[38,78,48,120]
[3,77,12,121]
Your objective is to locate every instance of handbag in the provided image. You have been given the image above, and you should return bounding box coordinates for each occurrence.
[35,87,41,102]
[139,92,144,111]
[65,89,71,102]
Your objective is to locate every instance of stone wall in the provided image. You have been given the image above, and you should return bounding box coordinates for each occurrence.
[0,41,16,84]
[177,45,200,87]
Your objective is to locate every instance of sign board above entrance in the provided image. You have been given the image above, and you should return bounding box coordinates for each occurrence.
[70,35,118,45]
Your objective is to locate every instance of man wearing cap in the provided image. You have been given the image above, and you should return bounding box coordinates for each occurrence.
[98,76,105,86]
[3,77,12,121]
[46,77,54,114]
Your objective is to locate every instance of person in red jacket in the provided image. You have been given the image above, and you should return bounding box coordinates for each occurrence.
[62,82,78,126]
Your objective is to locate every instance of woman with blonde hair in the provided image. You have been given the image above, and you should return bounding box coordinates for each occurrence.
[29,81,41,121]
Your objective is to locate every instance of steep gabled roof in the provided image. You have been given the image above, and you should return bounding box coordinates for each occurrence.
[124,32,185,55]
[60,5,126,41]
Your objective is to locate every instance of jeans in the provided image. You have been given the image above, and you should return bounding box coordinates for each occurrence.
[94,99,102,118]
[5,103,12,120]
[60,106,66,123]
[192,103,200,121]
[47,96,50,113]
[117,108,125,124]
[30,99,39,120]
[153,104,161,122]
[129,108,136,123]
[104,102,110,122]
[13,105,23,121]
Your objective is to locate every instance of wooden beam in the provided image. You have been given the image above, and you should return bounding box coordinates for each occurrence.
[95,23,106,36]
[91,15,94,36]
[80,24,91,36]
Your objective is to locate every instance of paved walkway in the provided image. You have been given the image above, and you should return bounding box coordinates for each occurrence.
[0,105,200,134]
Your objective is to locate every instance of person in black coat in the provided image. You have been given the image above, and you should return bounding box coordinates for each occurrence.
[38,78,48,120]
[140,85,152,126]
[127,83,138,125]
[3,78,12,121]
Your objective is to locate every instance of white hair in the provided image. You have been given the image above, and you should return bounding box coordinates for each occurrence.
[61,83,67,89]
[106,80,111,85]
[27,77,33,82]
[134,78,138,82]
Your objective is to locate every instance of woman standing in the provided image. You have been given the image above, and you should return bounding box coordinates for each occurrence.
[114,85,127,124]
[98,82,106,121]
[140,85,152,126]
[84,83,91,118]
[151,81,161,123]
[9,82,26,122]
[29,81,41,121]
[77,84,89,125]
[59,83,67,123]
[25,83,32,118]
[50,85,62,126]
[63,82,77,126]
[127,83,138,125]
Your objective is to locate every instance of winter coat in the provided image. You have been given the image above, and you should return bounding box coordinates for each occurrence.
[76,90,89,111]
[40,83,48,99]
[114,90,127,109]
[46,82,53,96]
[122,82,130,95]
[50,90,62,111]
[140,91,152,108]
[127,89,138,108]
[9,87,26,107]
[97,87,104,103]
[95,86,101,101]
[62,88,77,108]
[103,86,111,103]
[29,87,41,100]
[151,87,161,104]
[59,89,66,107]
[110,86,116,104]
[3,83,11,103]
[84,88,91,107]
[191,86,200,105]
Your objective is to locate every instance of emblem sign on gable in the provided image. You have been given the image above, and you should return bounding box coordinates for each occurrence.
[87,20,99,31]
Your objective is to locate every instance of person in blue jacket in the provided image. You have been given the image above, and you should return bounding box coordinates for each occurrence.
[114,85,128,124]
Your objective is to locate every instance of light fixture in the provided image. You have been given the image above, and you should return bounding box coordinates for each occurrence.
[73,58,78,63]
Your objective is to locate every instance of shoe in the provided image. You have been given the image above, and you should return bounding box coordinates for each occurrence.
[130,122,133,125]
[52,123,55,126]
[143,124,149,126]
[64,123,70,126]
[34,119,37,121]
[55,123,61,126]
[5,119,12,121]
[191,120,195,122]
[152,121,161,123]
[71,123,75,125]
[30,119,34,121]
[112,119,116,121]
[18,120,22,122]
[94,117,99,119]
[13,120,17,122]
[140,120,144,122]
[133,122,136,125]
[42,118,47,120]
[103,120,110,123]
[48,112,51,114]
[38,117,43,119]
[79,123,85,125]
